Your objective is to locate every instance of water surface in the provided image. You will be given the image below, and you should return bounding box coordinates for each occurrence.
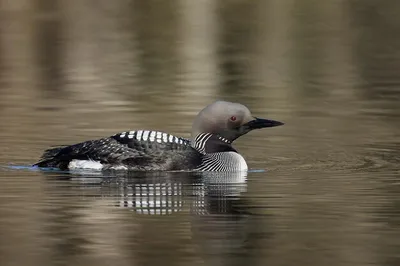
[1,1,400,266]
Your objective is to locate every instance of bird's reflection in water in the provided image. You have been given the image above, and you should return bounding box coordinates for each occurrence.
[110,170,248,216]
[117,174,187,215]
[42,169,248,216]
[41,169,257,265]
[188,172,253,266]
[97,171,251,265]
[191,171,248,216]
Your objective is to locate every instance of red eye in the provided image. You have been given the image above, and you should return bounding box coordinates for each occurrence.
[230,116,237,121]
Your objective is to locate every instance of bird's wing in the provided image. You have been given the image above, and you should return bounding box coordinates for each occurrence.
[111,130,191,152]
[34,130,191,169]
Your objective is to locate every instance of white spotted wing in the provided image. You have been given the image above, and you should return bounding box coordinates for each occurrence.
[112,130,190,152]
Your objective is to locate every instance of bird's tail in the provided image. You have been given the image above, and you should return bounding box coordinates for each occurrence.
[33,145,66,167]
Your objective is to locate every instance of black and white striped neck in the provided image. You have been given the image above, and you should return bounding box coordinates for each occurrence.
[192,133,235,154]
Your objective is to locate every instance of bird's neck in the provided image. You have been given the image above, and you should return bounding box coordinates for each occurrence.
[191,133,236,154]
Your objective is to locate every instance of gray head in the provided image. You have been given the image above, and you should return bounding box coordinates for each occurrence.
[191,101,283,142]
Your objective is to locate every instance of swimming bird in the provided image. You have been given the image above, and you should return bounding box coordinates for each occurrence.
[34,101,283,172]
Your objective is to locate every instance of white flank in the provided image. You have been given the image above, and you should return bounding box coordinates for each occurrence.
[68,159,103,170]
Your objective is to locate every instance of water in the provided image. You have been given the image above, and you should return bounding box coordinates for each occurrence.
[1,1,400,266]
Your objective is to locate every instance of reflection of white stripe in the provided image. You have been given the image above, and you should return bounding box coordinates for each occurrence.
[118,200,183,214]
[117,182,185,215]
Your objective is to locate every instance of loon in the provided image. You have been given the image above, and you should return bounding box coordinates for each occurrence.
[34,101,283,172]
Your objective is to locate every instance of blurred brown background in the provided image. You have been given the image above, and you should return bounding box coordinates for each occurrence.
[0,1,400,266]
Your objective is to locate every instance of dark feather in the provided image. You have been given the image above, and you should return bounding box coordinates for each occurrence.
[34,130,197,171]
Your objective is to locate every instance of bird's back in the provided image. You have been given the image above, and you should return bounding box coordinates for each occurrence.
[34,130,201,171]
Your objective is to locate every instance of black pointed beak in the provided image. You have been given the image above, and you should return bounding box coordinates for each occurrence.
[246,117,284,129]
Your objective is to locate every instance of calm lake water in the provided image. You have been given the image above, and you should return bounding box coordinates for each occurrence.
[1,1,400,266]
